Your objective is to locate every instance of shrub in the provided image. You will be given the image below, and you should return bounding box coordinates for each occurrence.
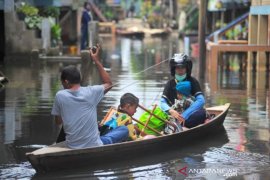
[24,15,42,29]
[40,6,60,18]
[51,24,62,47]
[17,3,39,17]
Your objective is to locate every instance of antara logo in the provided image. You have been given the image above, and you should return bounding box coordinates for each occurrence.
[178,166,238,177]
[178,166,188,176]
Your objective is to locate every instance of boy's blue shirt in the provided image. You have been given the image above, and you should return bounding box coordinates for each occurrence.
[160,94,205,120]
[181,94,205,120]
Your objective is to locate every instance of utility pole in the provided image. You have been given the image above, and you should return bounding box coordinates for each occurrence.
[198,0,207,80]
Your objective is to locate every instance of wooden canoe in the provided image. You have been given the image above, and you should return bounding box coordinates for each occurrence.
[26,103,230,173]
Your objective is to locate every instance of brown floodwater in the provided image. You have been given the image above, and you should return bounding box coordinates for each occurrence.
[0,35,269,179]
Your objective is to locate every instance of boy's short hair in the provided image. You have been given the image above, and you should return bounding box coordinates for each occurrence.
[176,81,191,96]
[61,65,81,84]
[120,93,139,107]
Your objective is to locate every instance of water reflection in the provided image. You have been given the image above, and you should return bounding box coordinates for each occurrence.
[0,35,269,179]
[205,51,270,179]
[220,53,247,89]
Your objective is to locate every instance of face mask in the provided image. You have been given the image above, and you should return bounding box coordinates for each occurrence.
[175,74,187,82]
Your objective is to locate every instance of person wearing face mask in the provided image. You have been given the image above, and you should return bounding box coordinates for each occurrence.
[160,53,207,128]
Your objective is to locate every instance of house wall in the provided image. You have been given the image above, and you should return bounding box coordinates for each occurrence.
[248,0,270,90]
[249,1,270,48]
[4,0,42,55]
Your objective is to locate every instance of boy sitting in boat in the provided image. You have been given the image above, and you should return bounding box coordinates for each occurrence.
[99,93,139,140]
[164,81,194,133]
[173,81,210,128]
[100,93,157,140]
[173,81,195,114]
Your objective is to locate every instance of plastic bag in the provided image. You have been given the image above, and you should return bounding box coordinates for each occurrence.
[138,106,168,136]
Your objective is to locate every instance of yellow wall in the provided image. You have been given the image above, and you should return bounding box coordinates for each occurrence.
[252,0,270,5]
[262,0,270,5]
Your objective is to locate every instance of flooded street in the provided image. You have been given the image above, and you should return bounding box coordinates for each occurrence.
[0,35,269,179]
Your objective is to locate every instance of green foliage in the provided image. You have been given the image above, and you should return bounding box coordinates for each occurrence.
[16,2,63,48]
[140,1,153,18]
[17,3,41,29]
[24,15,42,29]
[215,20,227,29]
[183,10,198,32]
[17,3,39,16]
[141,3,164,28]
[51,24,61,40]
[225,29,234,39]
[225,24,246,40]
[104,10,113,20]
[51,24,62,47]
[147,14,163,29]
[100,4,114,21]
[40,6,60,18]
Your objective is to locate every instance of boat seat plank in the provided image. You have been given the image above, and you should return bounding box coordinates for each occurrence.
[30,142,72,155]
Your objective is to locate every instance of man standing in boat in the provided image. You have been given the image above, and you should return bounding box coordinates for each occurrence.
[160,53,207,128]
[51,45,129,149]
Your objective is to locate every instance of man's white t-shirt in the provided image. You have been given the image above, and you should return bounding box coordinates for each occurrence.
[51,85,104,149]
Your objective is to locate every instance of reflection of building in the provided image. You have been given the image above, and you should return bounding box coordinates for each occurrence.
[219,53,247,90]
[1,65,37,144]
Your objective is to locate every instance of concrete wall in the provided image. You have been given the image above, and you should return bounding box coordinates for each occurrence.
[4,0,42,55]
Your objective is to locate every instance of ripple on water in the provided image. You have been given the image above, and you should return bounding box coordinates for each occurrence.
[17,144,48,149]
[91,163,172,180]
[202,147,270,175]
[0,162,35,179]
[34,163,172,179]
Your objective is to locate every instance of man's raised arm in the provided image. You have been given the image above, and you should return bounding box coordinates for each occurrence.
[89,44,112,94]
